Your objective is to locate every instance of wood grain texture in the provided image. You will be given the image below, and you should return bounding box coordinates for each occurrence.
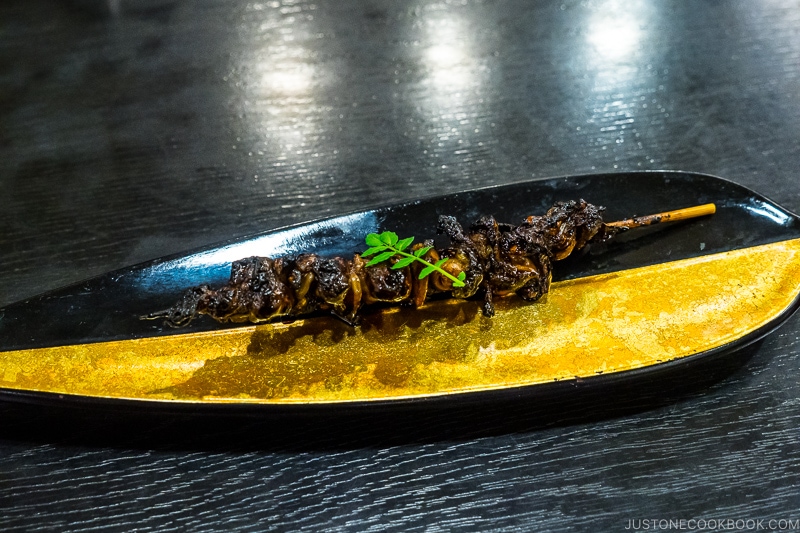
[1,0,800,531]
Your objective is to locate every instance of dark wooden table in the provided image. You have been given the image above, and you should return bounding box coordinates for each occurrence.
[2,0,799,530]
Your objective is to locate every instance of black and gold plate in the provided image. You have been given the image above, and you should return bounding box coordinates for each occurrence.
[1,171,799,413]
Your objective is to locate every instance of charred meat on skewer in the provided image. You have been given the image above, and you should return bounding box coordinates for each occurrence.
[145,200,715,327]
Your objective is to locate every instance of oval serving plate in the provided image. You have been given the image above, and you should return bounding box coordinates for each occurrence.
[1,171,799,413]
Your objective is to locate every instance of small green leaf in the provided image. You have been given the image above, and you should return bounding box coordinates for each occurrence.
[413,246,432,257]
[365,250,397,267]
[361,245,387,257]
[419,265,436,278]
[379,231,398,246]
[396,236,414,252]
[365,233,382,247]
[365,229,469,290]
[392,256,415,269]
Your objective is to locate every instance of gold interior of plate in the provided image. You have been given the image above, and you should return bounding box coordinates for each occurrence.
[3,238,800,404]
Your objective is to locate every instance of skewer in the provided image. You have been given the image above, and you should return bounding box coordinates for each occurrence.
[605,203,717,229]
[146,200,718,327]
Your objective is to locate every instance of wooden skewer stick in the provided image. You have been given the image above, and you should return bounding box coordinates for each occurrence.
[605,203,717,229]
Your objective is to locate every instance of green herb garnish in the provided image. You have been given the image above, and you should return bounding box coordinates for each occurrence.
[362,231,466,288]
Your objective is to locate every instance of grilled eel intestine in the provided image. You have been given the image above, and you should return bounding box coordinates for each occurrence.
[146,199,619,327]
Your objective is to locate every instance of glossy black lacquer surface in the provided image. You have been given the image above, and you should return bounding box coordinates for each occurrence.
[3,1,800,531]
[0,171,798,352]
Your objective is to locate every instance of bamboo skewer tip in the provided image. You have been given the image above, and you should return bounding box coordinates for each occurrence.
[606,202,717,229]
